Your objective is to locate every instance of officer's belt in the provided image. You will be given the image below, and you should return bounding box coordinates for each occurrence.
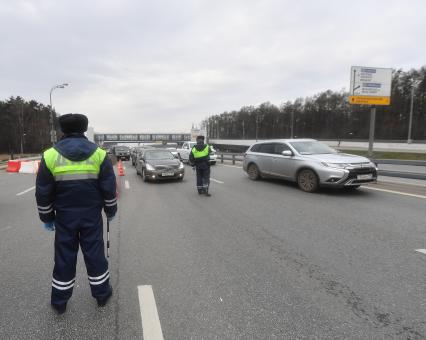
[54,173,99,181]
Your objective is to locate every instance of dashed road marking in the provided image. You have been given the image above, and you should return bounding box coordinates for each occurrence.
[125,180,130,189]
[137,285,164,340]
[16,186,35,196]
[0,225,13,232]
[415,249,426,255]
[210,178,224,184]
[362,186,426,199]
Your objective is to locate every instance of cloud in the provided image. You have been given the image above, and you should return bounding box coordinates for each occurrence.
[0,0,425,132]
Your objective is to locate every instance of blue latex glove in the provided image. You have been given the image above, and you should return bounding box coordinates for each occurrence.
[107,215,115,222]
[43,222,55,231]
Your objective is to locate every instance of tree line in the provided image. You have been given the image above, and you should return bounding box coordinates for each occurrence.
[203,66,426,141]
[0,97,60,155]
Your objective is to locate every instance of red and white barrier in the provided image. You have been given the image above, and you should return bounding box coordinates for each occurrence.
[19,161,40,174]
[6,160,21,172]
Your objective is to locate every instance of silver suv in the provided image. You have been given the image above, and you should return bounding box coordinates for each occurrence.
[243,139,377,192]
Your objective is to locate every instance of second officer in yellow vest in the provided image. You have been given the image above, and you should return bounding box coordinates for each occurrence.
[189,135,212,196]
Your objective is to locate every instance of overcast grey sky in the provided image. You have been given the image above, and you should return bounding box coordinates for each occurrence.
[1,0,425,133]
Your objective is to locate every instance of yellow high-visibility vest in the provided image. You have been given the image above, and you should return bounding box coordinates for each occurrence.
[191,145,209,159]
[43,147,106,181]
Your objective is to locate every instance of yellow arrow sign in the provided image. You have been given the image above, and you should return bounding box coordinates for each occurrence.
[349,95,391,105]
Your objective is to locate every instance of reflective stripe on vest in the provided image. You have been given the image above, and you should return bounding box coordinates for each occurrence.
[191,145,209,159]
[43,147,106,181]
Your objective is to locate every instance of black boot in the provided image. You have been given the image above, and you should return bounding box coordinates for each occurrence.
[97,286,113,307]
[51,303,67,315]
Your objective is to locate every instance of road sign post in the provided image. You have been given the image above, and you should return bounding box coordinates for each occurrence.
[349,66,392,158]
[368,106,376,158]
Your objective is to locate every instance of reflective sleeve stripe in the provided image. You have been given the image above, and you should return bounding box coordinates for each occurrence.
[39,208,54,214]
[88,270,109,281]
[52,277,76,285]
[37,205,52,210]
[89,273,110,285]
[52,282,75,290]
[104,198,117,203]
[55,173,99,181]
[105,202,117,207]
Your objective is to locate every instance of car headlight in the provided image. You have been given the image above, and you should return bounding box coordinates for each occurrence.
[321,162,351,169]
[179,162,184,169]
[146,163,155,171]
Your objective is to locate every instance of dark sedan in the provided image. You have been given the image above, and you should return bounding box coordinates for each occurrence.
[135,149,184,182]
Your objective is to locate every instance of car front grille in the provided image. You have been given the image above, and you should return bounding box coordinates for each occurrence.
[155,165,178,171]
[347,167,377,178]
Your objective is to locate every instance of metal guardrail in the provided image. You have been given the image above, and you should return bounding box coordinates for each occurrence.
[374,159,426,166]
[216,153,426,180]
[217,153,244,165]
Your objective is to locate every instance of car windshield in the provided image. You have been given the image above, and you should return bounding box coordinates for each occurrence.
[289,141,336,155]
[145,150,175,160]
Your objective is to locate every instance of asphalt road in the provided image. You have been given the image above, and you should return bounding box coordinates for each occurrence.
[0,163,425,339]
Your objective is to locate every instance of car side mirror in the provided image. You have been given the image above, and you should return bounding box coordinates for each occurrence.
[282,150,293,156]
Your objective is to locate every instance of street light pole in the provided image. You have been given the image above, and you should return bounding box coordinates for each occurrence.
[49,83,69,143]
[20,100,24,155]
[407,80,420,144]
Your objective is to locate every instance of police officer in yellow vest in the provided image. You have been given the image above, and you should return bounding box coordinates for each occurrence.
[36,114,117,314]
[189,135,212,196]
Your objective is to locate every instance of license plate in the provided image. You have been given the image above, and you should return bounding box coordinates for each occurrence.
[357,174,373,180]
[161,172,174,177]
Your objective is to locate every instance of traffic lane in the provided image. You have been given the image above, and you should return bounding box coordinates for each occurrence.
[214,161,426,196]
[117,166,378,339]
[210,164,426,336]
[365,180,426,198]
[117,165,423,339]
[0,173,118,339]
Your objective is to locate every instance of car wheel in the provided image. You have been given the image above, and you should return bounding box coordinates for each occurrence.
[297,169,319,193]
[210,162,216,165]
[247,163,260,180]
[142,169,148,182]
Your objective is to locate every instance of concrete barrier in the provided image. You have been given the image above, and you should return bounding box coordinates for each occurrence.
[6,160,21,172]
[19,161,40,174]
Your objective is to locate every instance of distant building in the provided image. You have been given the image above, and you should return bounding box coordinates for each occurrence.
[191,126,206,142]
[86,127,95,142]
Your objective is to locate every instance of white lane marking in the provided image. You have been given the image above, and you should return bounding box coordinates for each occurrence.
[138,285,164,340]
[362,186,426,199]
[210,178,224,184]
[0,226,13,232]
[220,164,242,169]
[16,186,35,196]
[415,249,426,255]
[125,180,130,189]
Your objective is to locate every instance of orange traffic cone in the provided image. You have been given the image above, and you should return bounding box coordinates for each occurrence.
[117,160,125,176]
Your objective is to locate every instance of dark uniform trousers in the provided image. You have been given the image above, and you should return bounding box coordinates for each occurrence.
[196,162,210,194]
[52,213,110,306]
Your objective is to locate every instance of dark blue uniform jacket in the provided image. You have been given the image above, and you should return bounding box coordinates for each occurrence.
[36,134,117,225]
